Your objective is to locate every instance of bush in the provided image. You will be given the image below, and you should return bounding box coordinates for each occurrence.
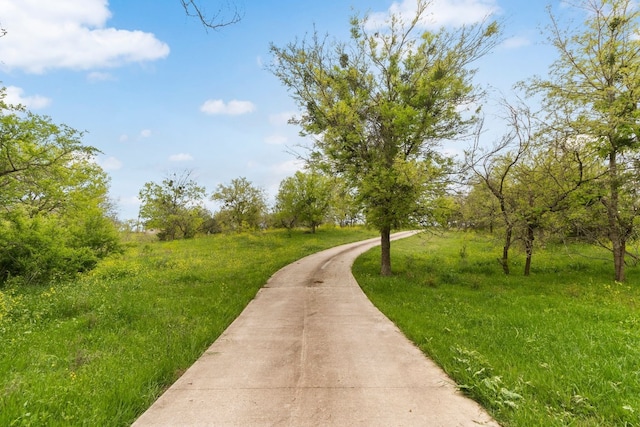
[0,212,116,285]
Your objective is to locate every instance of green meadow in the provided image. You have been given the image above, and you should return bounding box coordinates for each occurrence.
[0,227,376,426]
[2,228,639,426]
[355,232,640,426]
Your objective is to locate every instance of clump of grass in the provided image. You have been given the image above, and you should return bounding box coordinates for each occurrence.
[354,231,640,426]
[0,226,377,426]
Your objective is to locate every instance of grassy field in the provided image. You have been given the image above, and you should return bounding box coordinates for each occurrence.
[354,231,640,426]
[0,226,377,426]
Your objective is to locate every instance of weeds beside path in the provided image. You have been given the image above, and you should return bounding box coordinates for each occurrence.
[0,227,377,426]
[354,231,640,426]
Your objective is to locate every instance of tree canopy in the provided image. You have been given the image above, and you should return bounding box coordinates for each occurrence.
[269,0,500,274]
[138,171,208,240]
[212,177,266,232]
[0,92,120,284]
[274,170,333,233]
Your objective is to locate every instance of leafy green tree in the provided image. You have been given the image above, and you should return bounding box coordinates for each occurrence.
[211,177,266,232]
[327,177,363,227]
[510,139,600,276]
[269,1,499,275]
[527,0,640,281]
[459,182,501,232]
[275,170,332,233]
[138,171,207,240]
[0,92,120,284]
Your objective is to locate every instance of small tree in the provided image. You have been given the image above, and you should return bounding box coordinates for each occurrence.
[138,171,207,240]
[466,113,530,275]
[270,0,500,275]
[211,177,266,232]
[275,170,332,233]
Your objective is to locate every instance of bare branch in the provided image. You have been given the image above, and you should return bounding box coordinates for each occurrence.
[179,0,243,31]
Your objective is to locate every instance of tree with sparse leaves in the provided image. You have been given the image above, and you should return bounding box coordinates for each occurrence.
[466,101,602,276]
[527,0,640,281]
[269,0,500,275]
[138,171,208,240]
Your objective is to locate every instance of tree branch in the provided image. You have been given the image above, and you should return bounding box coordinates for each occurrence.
[179,0,242,31]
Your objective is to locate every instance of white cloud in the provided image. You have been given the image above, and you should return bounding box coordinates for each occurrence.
[169,153,194,162]
[0,0,169,74]
[3,86,51,109]
[265,134,288,145]
[119,195,140,206]
[501,36,531,50]
[119,134,129,142]
[200,99,256,115]
[87,71,115,82]
[271,159,305,176]
[139,129,152,138]
[100,156,123,170]
[367,0,499,30]
[269,111,298,126]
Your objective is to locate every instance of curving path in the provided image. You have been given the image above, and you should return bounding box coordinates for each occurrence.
[133,231,499,426]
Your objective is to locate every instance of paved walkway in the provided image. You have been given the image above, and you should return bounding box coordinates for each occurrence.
[133,231,499,426]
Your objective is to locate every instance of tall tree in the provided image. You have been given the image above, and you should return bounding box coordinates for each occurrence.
[211,177,266,232]
[138,171,207,240]
[528,0,640,281]
[269,0,500,275]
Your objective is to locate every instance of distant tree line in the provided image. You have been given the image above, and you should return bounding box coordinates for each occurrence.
[135,169,370,239]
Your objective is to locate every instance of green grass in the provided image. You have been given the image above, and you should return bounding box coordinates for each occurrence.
[354,231,640,426]
[0,226,377,426]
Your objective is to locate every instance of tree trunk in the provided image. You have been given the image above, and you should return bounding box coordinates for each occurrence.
[500,225,512,275]
[380,227,392,276]
[606,151,626,282]
[524,223,534,276]
[613,239,626,282]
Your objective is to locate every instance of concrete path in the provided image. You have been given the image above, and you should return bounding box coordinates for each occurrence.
[133,231,499,426]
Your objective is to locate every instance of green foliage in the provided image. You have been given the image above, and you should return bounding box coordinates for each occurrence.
[274,170,333,233]
[0,212,98,284]
[527,0,640,281]
[0,91,120,284]
[327,177,363,226]
[138,170,209,240]
[355,232,640,425]
[269,0,500,273]
[211,177,267,232]
[0,226,377,425]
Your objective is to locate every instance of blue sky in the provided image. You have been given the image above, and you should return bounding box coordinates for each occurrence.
[0,0,565,220]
